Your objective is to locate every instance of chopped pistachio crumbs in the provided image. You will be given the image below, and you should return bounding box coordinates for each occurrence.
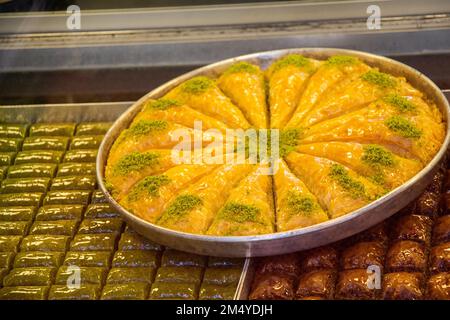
[223,62,259,75]
[115,120,168,146]
[370,172,386,186]
[146,98,180,110]
[127,120,168,137]
[329,164,366,199]
[361,145,395,167]
[113,151,160,175]
[160,194,202,220]
[325,55,358,66]
[271,54,311,72]
[279,128,302,157]
[286,191,318,216]
[181,76,214,94]
[361,145,395,187]
[383,94,417,113]
[361,70,397,88]
[385,116,422,139]
[218,202,262,224]
[128,175,170,201]
[104,180,114,193]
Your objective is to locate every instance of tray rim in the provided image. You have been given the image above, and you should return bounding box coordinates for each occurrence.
[96,47,450,257]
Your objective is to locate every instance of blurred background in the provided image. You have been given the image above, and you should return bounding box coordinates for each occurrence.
[0,0,449,104]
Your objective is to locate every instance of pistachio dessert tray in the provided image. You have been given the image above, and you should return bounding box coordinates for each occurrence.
[1,98,448,300]
[0,103,244,300]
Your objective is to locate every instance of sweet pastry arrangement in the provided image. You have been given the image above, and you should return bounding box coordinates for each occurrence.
[0,122,243,300]
[105,54,446,236]
[249,166,450,300]
[0,53,447,300]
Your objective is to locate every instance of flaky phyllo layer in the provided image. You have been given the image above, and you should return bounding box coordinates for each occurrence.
[105,55,445,236]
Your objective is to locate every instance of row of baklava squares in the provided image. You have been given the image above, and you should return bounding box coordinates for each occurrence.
[0,123,104,213]
[0,122,242,299]
[249,166,450,300]
[0,226,243,299]
[0,122,107,165]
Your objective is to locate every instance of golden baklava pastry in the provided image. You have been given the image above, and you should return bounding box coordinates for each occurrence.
[217,62,268,129]
[105,54,446,236]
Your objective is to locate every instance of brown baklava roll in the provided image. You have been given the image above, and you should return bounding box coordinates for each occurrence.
[391,214,432,245]
[335,269,379,300]
[356,222,389,245]
[295,270,336,299]
[382,272,424,300]
[432,215,450,245]
[426,169,444,194]
[427,272,450,300]
[300,246,339,273]
[385,240,427,273]
[250,253,302,300]
[249,274,295,300]
[429,242,450,274]
[414,191,441,218]
[255,253,301,280]
[340,241,385,270]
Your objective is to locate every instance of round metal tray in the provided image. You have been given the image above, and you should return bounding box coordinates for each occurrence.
[97,48,450,257]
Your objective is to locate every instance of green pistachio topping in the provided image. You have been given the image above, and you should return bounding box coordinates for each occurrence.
[329,164,366,199]
[361,70,397,88]
[113,152,160,175]
[104,180,114,193]
[271,54,311,72]
[279,128,302,157]
[385,116,422,139]
[161,194,202,220]
[370,172,386,186]
[286,191,318,216]
[181,76,214,94]
[128,175,170,201]
[218,202,261,223]
[361,145,395,167]
[146,99,181,110]
[223,62,259,75]
[114,120,168,148]
[382,94,416,113]
[128,120,168,136]
[325,55,358,66]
